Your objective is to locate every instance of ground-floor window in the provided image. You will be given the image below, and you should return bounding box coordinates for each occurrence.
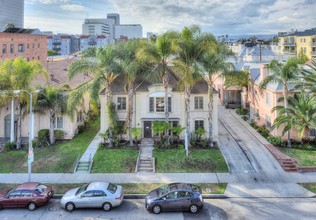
[194,120,204,130]
[56,116,63,129]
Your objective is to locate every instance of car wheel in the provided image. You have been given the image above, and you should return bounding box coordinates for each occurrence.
[102,202,112,211]
[189,204,198,213]
[65,202,75,212]
[152,205,161,214]
[28,202,37,211]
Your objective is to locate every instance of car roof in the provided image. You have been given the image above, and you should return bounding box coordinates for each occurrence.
[15,182,39,190]
[167,183,193,191]
[87,182,109,190]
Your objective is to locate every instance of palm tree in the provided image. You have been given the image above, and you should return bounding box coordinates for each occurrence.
[35,86,67,145]
[200,43,234,147]
[172,25,213,153]
[272,92,316,142]
[296,60,316,92]
[0,58,46,149]
[137,31,179,126]
[68,45,121,147]
[259,58,301,147]
[114,40,148,147]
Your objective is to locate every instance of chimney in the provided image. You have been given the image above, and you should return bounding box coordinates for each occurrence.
[260,64,269,82]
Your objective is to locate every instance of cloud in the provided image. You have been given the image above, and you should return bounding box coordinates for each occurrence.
[26,0,70,4]
[60,4,85,11]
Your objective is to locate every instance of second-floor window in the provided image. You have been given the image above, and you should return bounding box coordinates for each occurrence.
[149,97,171,113]
[117,97,126,110]
[266,93,271,105]
[194,96,204,110]
[18,44,24,53]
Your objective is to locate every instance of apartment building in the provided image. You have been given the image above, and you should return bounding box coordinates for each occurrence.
[114,24,143,39]
[279,28,316,59]
[0,28,47,65]
[79,35,114,51]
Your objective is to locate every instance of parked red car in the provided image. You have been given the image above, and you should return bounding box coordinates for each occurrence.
[0,182,54,211]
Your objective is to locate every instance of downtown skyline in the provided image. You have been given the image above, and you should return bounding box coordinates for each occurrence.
[22,0,316,36]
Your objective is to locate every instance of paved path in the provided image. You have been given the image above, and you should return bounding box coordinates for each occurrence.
[79,131,102,162]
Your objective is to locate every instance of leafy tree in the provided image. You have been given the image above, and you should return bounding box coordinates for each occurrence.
[201,43,233,147]
[272,92,316,142]
[296,60,316,92]
[0,58,47,149]
[35,86,67,144]
[130,128,142,146]
[152,121,170,141]
[259,58,302,147]
[47,50,59,56]
[68,45,122,146]
[137,31,179,128]
[171,125,185,142]
[172,25,214,153]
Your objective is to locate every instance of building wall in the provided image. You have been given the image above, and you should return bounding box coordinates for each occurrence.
[114,25,143,39]
[0,33,47,65]
[296,35,316,59]
[82,19,114,36]
[0,0,24,31]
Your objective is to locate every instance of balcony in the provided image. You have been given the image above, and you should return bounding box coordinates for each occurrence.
[52,41,61,45]
[88,41,97,45]
[283,49,296,54]
[283,42,296,46]
[311,42,316,47]
[311,51,316,57]
[53,47,61,51]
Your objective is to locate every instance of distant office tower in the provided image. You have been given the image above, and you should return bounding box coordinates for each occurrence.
[114,24,143,39]
[0,0,24,31]
[107,13,120,25]
[82,19,115,36]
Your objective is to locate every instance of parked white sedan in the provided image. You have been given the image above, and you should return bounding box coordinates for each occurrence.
[61,182,124,212]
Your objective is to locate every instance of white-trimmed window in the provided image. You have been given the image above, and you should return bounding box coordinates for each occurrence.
[194,96,203,110]
[56,116,63,129]
[195,120,204,130]
[310,129,316,137]
[266,115,271,129]
[149,97,171,113]
[117,97,126,110]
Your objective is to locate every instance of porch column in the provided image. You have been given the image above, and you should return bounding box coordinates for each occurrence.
[10,99,14,142]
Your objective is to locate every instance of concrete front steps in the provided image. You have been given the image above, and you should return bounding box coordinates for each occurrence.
[136,138,155,173]
[75,160,93,173]
[280,158,297,172]
[138,157,154,172]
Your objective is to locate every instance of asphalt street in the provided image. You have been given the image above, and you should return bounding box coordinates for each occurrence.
[0,198,315,220]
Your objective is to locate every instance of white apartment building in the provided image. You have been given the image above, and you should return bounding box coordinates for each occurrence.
[82,19,115,36]
[0,0,24,31]
[114,24,143,39]
[79,35,114,51]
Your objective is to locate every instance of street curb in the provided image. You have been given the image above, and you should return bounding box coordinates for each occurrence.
[52,194,228,199]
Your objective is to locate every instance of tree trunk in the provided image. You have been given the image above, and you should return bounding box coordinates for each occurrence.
[283,84,291,148]
[184,86,191,154]
[16,102,22,150]
[49,111,55,145]
[105,84,113,148]
[127,82,134,148]
[207,82,214,148]
[163,74,170,144]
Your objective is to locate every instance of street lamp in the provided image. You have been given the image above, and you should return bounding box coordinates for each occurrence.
[14,89,40,182]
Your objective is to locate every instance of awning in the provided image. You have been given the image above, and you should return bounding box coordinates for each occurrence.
[141,118,181,121]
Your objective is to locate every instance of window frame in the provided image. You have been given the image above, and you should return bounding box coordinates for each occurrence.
[117,97,127,110]
[194,96,204,110]
[18,44,24,53]
[56,116,63,129]
[194,120,204,130]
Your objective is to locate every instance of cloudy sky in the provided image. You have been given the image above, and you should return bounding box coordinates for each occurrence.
[25,0,316,36]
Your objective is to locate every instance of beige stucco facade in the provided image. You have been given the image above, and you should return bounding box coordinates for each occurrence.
[100,84,219,141]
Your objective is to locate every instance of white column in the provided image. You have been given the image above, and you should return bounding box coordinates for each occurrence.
[10,99,15,143]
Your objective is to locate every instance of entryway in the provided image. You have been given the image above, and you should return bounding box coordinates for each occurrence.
[143,121,152,138]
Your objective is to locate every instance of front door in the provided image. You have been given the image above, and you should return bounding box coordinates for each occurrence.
[143,121,152,138]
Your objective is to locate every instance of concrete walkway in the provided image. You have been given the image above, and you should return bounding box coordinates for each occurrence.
[79,131,102,162]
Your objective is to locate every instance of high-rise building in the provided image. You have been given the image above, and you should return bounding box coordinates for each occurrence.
[0,0,24,31]
[107,13,120,26]
[82,19,115,36]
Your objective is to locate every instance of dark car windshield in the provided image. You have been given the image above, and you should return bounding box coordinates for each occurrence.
[76,184,88,196]
[107,183,117,194]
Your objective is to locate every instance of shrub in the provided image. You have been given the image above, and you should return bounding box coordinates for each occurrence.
[38,129,49,140]
[3,142,16,151]
[267,136,286,148]
[236,107,248,115]
[54,130,64,140]
[78,125,86,134]
[242,115,248,121]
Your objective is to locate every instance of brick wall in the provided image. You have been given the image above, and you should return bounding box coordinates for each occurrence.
[0,33,47,65]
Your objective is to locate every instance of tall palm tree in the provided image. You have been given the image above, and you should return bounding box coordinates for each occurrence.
[296,60,316,92]
[272,92,316,142]
[114,40,148,147]
[35,86,67,145]
[137,31,179,126]
[68,45,122,147]
[259,58,301,147]
[200,43,234,147]
[0,58,46,149]
[172,25,213,152]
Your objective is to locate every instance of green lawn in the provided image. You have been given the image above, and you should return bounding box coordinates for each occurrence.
[154,149,229,173]
[91,148,138,173]
[299,183,316,193]
[0,117,100,173]
[279,148,316,166]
